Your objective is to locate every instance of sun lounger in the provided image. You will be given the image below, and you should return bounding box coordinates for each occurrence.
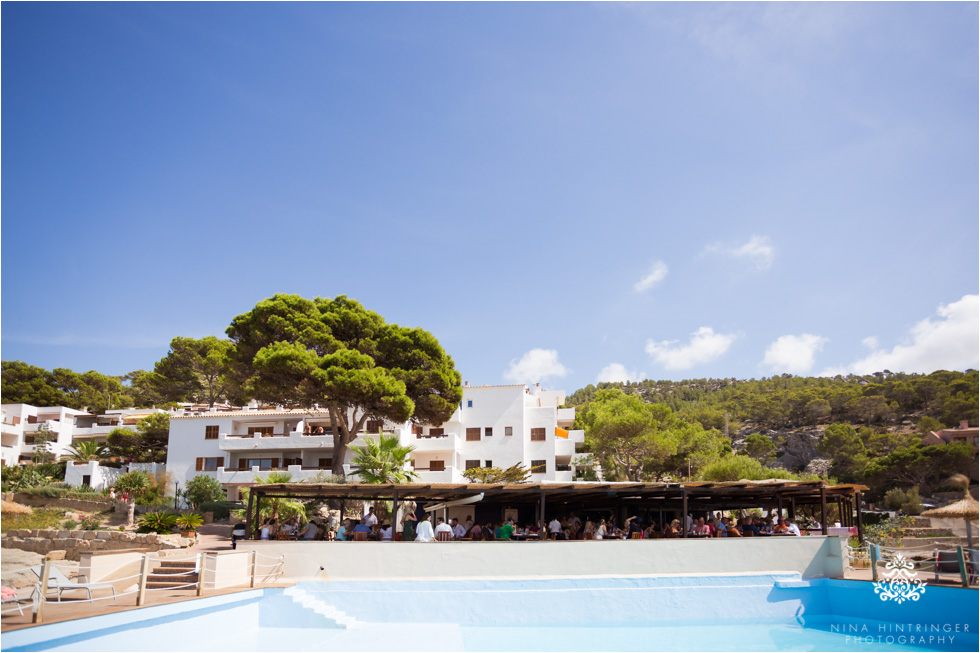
[31,566,117,603]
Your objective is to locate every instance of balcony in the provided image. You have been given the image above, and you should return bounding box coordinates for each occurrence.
[217,431,334,452]
[24,421,62,435]
[555,429,585,456]
[557,407,576,427]
[412,466,464,483]
[72,425,128,439]
[215,465,335,484]
[411,433,459,452]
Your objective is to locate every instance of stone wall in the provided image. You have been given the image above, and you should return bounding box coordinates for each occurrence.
[11,494,114,513]
[1,529,196,561]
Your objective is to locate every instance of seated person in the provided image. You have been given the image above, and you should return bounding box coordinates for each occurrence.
[299,521,320,540]
[352,521,372,538]
[380,524,393,541]
[742,517,760,537]
[727,519,743,537]
[786,519,802,536]
[434,517,454,539]
[498,518,516,541]
[773,518,789,534]
[451,518,467,539]
[467,523,483,540]
[627,516,644,539]
[336,519,350,541]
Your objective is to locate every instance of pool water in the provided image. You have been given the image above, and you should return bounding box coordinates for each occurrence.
[5,574,977,652]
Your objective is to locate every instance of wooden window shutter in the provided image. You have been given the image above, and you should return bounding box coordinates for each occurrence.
[195,457,203,471]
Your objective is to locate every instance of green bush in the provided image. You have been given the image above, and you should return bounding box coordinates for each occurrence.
[175,514,203,530]
[136,511,177,534]
[183,475,226,509]
[883,487,923,515]
[20,485,68,498]
[62,518,79,530]
[199,501,239,521]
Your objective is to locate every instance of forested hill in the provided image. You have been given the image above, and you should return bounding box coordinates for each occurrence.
[566,370,978,433]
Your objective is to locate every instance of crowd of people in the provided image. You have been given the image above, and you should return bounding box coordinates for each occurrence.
[237,504,823,544]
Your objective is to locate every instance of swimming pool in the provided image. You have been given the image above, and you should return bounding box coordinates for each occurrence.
[4,573,977,652]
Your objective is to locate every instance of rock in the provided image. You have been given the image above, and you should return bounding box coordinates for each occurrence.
[70,531,81,538]
[96,532,112,540]
[44,550,66,561]
[804,458,833,477]
[83,531,97,540]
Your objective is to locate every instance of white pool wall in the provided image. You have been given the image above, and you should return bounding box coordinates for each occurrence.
[238,537,847,582]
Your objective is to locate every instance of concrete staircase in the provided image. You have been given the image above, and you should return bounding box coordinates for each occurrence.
[283,586,362,629]
[146,559,199,589]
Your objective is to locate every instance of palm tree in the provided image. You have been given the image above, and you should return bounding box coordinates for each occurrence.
[350,434,418,484]
[235,471,306,525]
[65,440,109,462]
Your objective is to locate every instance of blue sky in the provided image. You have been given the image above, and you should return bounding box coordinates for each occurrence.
[2,2,978,393]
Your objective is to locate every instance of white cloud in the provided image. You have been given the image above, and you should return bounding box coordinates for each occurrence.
[634,260,668,293]
[645,327,738,371]
[596,363,643,384]
[703,235,774,270]
[861,336,879,350]
[503,349,569,384]
[761,334,829,374]
[823,295,980,375]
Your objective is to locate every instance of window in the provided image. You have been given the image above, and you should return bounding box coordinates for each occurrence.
[530,428,546,441]
[484,427,493,437]
[467,400,473,408]
[466,427,481,441]
[530,460,547,474]
[465,460,481,470]
[484,460,492,468]
[318,458,333,469]
[243,458,276,470]
[195,457,225,471]
[366,420,384,433]
[205,425,219,440]
[505,426,513,436]
[430,427,445,437]
[283,457,302,467]
[430,460,445,471]
[247,426,274,436]
[412,425,424,435]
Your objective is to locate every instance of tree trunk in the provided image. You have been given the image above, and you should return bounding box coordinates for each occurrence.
[127,501,136,527]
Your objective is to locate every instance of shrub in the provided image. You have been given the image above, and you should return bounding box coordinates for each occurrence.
[883,488,923,515]
[20,485,68,498]
[1,508,66,533]
[175,514,203,530]
[62,518,79,530]
[78,515,102,530]
[114,471,151,499]
[183,475,226,509]
[136,511,177,534]
[199,501,239,521]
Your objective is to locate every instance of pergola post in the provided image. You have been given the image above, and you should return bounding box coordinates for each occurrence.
[681,489,688,538]
[788,498,796,521]
[539,488,546,536]
[245,487,256,539]
[253,488,264,537]
[776,493,783,522]
[820,487,828,535]
[392,490,399,540]
[855,492,864,543]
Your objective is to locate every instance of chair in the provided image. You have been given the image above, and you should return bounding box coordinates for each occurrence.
[276,531,290,541]
[31,566,116,603]
[1,586,26,616]
[630,532,642,540]
[436,531,453,542]
[353,532,368,541]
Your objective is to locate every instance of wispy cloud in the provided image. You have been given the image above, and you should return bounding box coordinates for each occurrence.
[2,334,167,349]
[596,363,643,384]
[645,327,738,371]
[703,235,774,271]
[503,349,570,384]
[761,334,828,374]
[634,260,669,293]
[821,294,980,376]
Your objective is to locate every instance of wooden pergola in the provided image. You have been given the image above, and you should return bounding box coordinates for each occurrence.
[245,479,869,541]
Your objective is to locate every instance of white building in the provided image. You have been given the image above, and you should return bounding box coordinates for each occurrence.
[0,403,166,468]
[163,383,586,495]
[1,404,88,467]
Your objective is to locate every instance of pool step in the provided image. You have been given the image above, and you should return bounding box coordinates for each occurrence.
[283,586,362,629]
[146,560,199,589]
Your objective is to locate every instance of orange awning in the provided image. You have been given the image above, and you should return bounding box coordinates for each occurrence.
[555,427,568,439]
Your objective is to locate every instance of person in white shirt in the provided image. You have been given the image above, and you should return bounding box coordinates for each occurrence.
[434,517,454,539]
[364,507,379,529]
[786,519,802,536]
[381,524,393,541]
[548,518,562,538]
[415,515,435,542]
[451,518,466,540]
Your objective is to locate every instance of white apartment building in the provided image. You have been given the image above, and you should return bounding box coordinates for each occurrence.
[0,403,165,468]
[164,383,586,494]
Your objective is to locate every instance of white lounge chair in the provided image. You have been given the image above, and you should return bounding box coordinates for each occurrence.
[1,586,27,615]
[30,566,117,603]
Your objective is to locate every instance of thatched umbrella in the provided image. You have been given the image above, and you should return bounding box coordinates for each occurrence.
[921,493,979,549]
